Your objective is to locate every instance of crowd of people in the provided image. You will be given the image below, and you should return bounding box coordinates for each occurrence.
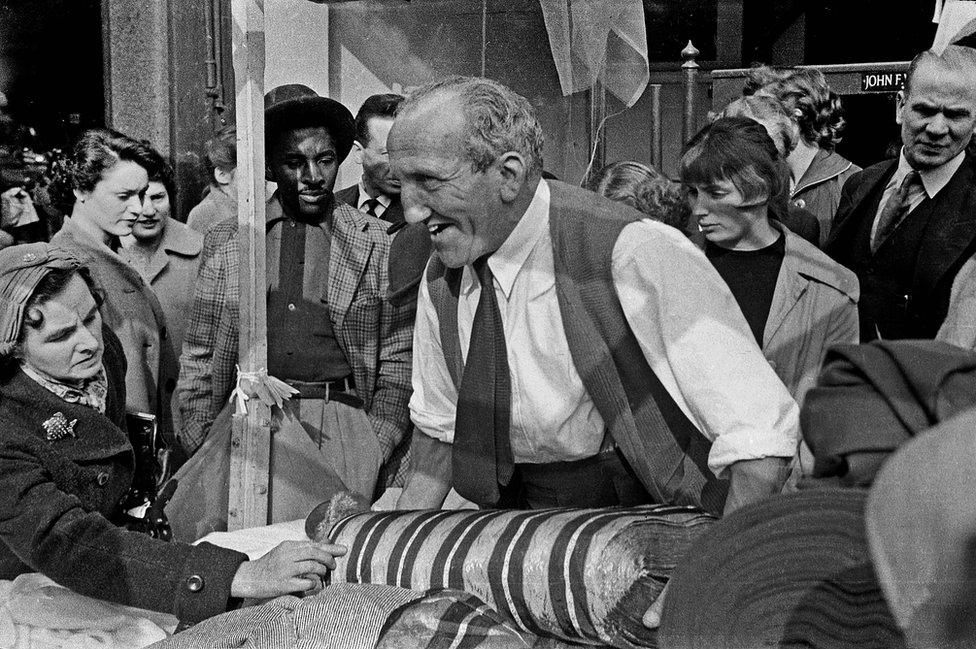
[0,40,975,643]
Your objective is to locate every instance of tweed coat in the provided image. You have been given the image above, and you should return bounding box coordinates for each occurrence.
[51,216,180,448]
[177,193,414,462]
[0,331,246,625]
[335,183,432,308]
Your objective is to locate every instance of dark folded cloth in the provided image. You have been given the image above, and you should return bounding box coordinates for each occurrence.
[659,489,904,649]
[801,339,976,486]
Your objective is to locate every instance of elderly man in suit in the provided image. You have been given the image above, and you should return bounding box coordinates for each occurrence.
[826,45,976,341]
[176,85,414,519]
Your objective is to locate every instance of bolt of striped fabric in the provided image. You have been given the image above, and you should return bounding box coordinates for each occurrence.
[452,257,515,506]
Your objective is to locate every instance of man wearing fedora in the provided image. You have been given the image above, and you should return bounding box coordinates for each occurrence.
[175,85,414,523]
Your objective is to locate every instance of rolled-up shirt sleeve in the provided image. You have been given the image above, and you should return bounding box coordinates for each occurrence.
[612,220,800,476]
[408,269,459,444]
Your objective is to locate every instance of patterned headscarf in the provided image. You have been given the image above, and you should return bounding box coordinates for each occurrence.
[0,243,81,357]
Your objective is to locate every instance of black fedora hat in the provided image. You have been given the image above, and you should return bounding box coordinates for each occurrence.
[264,84,355,162]
[659,489,904,649]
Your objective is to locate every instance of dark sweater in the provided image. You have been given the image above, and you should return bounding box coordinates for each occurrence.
[706,233,786,346]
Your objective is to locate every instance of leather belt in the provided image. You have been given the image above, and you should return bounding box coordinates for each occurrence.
[284,376,363,409]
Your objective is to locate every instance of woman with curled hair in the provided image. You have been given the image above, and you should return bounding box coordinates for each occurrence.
[0,243,346,626]
[50,129,184,462]
[681,117,860,481]
[589,160,691,232]
[745,66,861,244]
[119,143,204,435]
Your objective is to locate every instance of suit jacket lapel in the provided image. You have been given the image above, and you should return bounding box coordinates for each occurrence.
[825,160,896,249]
[914,155,976,293]
[329,206,374,330]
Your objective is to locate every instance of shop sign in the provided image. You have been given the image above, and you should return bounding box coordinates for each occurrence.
[861,71,907,93]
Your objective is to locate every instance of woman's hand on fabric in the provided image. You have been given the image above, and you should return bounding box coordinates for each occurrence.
[230,540,347,599]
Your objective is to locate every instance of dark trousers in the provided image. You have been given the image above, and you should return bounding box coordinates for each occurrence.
[496,447,653,509]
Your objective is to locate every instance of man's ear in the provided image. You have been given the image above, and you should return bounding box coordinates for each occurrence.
[214,167,233,187]
[351,140,365,166]
[496,151,527,203]
[72,188,87,204]
[895,90,906,126]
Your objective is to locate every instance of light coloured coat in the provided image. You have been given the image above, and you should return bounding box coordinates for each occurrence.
[51,217,178,439]
[762,222,860,405]
[120,219,204,433]
[938,255,976,351]
[120,218,204,361]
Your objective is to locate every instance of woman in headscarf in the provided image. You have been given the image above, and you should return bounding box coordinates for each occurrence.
[0,242,345,626]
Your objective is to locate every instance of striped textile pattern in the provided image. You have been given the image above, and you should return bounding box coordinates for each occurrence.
[327,505,716,648]
[378,588,542,648]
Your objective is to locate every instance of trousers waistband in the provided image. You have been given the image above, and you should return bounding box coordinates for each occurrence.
[283,376,362,408]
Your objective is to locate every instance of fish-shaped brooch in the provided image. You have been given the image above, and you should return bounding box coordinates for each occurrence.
[42,412,78,441]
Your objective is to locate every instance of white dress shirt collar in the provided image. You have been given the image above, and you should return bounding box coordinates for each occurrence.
[461,179,550,300]
[356,181,392,212]
[900,147,966,198]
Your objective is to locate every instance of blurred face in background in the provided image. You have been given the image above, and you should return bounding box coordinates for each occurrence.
[130,180,170,244]
[358,117,400,197]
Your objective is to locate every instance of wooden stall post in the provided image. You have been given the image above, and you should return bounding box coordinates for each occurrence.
[228,0,271,531]
[681,40,701,146]
[649,83,663,169]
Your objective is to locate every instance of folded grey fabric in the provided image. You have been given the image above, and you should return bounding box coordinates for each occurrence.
[149,583,423,649]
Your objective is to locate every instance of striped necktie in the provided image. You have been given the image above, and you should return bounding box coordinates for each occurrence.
[872,170,922,253]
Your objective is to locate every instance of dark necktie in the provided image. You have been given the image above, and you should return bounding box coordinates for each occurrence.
[452,258,514,506]
[363,198,380,219]
[872,170,922,253]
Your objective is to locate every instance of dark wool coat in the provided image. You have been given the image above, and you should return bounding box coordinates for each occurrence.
[0,330,247,626]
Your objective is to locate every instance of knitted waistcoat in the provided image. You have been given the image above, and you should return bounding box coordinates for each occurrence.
[427,181,727,514]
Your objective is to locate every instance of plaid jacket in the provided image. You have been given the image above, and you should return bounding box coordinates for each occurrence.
[176,194,414,466]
